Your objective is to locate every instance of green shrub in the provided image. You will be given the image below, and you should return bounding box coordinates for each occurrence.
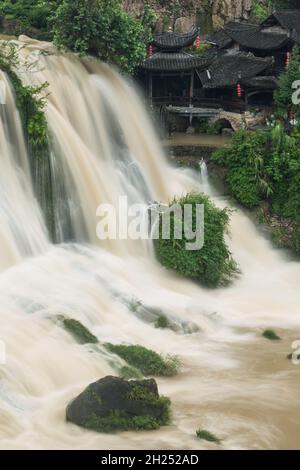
[212,126,300,254]
[52,0,156,74]
[119,366,143,380]
[196,429,221,444]
[262,329,281,341]
[155,314,170,329]
[105,343,180,377]
[154,193,238,287]
[63,318,98,344]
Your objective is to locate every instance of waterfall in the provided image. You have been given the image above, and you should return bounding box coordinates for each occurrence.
[199,159,210,195]
[0,36,300,450]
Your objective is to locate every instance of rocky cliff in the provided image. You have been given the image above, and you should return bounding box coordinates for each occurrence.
[122,0,271,33]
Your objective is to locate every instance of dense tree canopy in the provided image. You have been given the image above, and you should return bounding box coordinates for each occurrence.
[0,0,156,74]
[52,0,156,74]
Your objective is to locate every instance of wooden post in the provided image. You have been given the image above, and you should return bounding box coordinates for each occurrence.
[149,73,153,106]
[189,71,194,106]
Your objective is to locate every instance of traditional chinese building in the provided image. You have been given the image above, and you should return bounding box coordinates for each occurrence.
[139,27,204,107]
[138,10,300,130]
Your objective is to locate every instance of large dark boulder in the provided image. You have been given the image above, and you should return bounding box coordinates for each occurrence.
[66,376,170,433]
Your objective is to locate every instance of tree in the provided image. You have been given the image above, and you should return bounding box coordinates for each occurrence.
[52,0,156,74]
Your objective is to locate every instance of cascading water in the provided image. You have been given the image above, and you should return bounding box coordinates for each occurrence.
[0,36,300,450]
[199,159,210,196]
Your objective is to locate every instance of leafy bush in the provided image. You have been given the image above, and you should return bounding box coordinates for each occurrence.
[155,193,238,287]
[105,343,180,377]
[52,0,156,74]
[0,0,54,37]
[212,126,300,253]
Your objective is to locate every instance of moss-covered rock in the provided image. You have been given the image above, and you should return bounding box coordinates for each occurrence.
[104,343,180,377]
[63,318,98,344]
[154,193,239,288]
[262,329,281,341]
[66,376,171,433]
[196,429,221,444]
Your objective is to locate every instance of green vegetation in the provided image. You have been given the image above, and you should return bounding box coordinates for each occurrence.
[119,366,143,380]
[155,314,171,329]
[262,329,281,341]
[105,343,180,377]
[0,1,156,74]
[67,376,171,433]
[0,0,54,39]
[213,124,300,253]
[250,1,271,23]
[52,0,156,74]
[0,42,56,238]
[196,429,221,444]
[63,318,98,344]
[274,46,300,118]
[85,388,171,433]
[155,193,239,288]
[0,42,48,153]
[195,119,223,135]
[85,410,163,432]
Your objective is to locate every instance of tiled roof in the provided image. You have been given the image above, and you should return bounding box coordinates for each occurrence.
[199,52,273,89]
[208,28,233,49]
[141,52,210,72]
[209,22,289,51]
[241,76,278,90]
[261,10,300,31]
[152,27,199,51]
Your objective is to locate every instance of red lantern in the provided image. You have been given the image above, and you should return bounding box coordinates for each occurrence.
[286,51,291,69]
[195,35,201,48]
[237,83,242,98]
[149,45,153,58]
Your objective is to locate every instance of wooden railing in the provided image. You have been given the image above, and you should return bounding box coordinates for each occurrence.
[150,96,247,112]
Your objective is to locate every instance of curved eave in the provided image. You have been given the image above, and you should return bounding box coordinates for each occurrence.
[200,54,273,89]
[140,52,209,72]
[152,28,199,51]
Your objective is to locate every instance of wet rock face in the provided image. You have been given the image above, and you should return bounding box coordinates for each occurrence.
[122,1,270,32]
[212,0,258,28]
[66,376,170,432]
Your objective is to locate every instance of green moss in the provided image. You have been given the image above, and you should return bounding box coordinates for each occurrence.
[0,42,56,239]
[105,343,180,377]
[119,366,143,380]
[196,429,221,444]
[262,329,281,341]
[84,384,171,433]
[63,318,98,344]
[85,410,162,433]
[155,314,170,329]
